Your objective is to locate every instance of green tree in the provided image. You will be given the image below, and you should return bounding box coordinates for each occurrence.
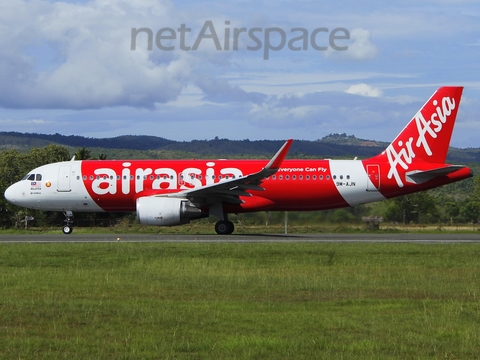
[444,201,460,223]
[457,176,480,223]
[460,201,480,223]
[385,192,438,224]
[0,150,25,226]
[27,144,70,169]
[473,176,480,201]
[0,145,71,228]
[74,147,92,160]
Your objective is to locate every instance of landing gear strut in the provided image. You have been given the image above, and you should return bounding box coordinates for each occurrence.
[215,220,235,235]
[210,203,235,235]
[62,210,74,235]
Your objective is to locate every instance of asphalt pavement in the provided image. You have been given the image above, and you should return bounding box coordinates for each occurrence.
[1,233,480,243]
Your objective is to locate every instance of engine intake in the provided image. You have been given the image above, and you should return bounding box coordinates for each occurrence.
[136,197,205,226]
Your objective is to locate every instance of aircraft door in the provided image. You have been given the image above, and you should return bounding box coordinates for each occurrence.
[57,166,72,192]
[367,164,380,191]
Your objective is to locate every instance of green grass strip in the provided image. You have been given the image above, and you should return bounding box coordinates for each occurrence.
[0,242,479,359]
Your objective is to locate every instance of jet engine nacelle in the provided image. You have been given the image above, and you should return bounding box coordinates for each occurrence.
[136,197,204,226]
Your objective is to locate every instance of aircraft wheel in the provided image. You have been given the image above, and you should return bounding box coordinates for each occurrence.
[62,225,73,235]
[215,220,234,235]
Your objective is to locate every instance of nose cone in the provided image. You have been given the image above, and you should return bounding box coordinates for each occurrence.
[4,184,18,204]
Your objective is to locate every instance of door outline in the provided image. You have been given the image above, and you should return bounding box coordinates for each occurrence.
[367,164,380,191]
[57,166,72,192]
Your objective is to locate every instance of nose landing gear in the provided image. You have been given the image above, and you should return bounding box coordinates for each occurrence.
[62,210,74,234]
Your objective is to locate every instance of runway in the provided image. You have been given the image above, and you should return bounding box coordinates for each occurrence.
[1,233,480,243]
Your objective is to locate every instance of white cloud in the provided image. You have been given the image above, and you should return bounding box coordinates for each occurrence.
[347,28,378,60]
[0,0,479,148]
[325,28,378,61]
[0,0,195,109]
[345,83,383,97]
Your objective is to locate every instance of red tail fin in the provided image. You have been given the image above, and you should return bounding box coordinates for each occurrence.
[384,86,463,164]
[375,86,463,188]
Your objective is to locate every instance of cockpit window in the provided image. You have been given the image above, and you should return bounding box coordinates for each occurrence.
[22,174,41,181]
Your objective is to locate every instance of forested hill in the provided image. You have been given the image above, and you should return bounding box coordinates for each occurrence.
[1,131,480,163]
[0,132,175,151]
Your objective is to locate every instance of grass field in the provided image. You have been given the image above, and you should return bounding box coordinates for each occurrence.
[15,219,480,235]
[0,242,479,359]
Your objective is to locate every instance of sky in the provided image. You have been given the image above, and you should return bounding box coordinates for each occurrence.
[0,0,479,147]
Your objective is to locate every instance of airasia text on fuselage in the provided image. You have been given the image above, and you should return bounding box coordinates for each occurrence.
[87,162,245,195]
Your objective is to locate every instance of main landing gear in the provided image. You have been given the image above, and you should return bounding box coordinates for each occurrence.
[210,203,235,235]
[215,220,235,235]
[62,210,74,235]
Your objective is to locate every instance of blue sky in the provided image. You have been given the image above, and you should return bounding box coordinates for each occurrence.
[1,0,479,147]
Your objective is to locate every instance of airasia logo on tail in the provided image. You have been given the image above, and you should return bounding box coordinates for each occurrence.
[385,95,456,188]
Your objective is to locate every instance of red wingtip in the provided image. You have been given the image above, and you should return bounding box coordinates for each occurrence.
[266,139,293,170]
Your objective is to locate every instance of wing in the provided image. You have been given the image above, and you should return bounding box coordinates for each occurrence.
[163,139,293,206]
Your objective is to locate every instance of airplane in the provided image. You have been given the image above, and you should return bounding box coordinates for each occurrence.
[4,86,472,235]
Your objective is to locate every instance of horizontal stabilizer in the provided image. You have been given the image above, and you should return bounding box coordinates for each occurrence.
[406,165,467,184]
